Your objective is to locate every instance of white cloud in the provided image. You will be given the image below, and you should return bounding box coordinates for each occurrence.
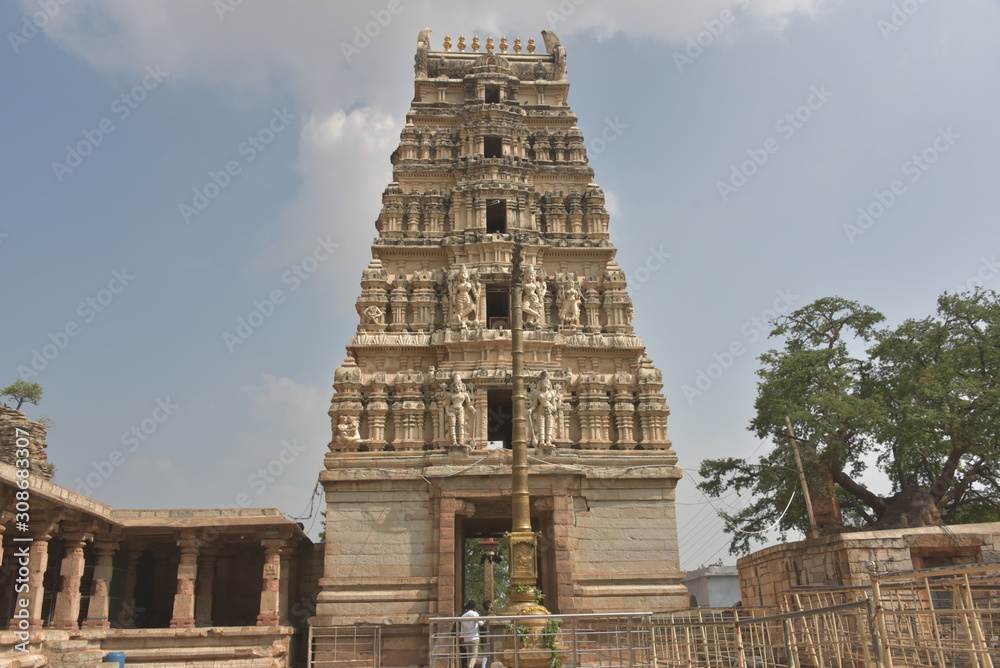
[242,373,327,425]
[541,0,838,43]
[32,0,838,280]
[33,1,838,96]
[254,107,398,277]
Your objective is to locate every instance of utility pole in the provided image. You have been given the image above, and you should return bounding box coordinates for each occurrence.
[785,416,818,538]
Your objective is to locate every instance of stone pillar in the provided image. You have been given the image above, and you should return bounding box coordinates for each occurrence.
[194,550,218,627]
[256,538,286,626]
[478,538,499,614]
[82,538,119,628]
[13,522,53,630]
[120,547,142,627]
[52,530,92,630]
[278,547,293,623]
[169,534,201,628]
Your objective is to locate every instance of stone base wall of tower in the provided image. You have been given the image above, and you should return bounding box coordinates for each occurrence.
[315,451,687,663]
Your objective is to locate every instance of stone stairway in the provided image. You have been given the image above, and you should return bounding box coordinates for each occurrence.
[31,636,105,668]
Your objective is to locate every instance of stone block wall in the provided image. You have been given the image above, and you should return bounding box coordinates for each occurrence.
[738,522,1000,608]
[317,478,436,626]
[570,478,686,612]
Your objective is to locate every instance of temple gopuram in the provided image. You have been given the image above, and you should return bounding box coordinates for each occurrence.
[312,29,687,665]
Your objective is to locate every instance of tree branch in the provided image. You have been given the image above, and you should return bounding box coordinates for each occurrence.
[829,455,887,518]
[932,444,970,503]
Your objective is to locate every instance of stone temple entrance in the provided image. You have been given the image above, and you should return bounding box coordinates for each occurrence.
[312,29,686,667]
[456,508,552,613]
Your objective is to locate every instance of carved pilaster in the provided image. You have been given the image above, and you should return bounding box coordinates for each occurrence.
[576,373,611,448]
[602,261,632,333]
[394,370,425,450]
[410,268,438,329]
[583,277,602,333]
[389,278,410,330]
[366,374,389,450]
[636,355,670,449]
[405,196,422,237]
[612,375,636,448]
[473,383,487,447]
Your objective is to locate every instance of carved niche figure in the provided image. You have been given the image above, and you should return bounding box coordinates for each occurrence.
[521,264,547,329]
[557,273,582,327]
[528,371,562,447]
[333,415,361,448]
[447,264,481,330]
[363,305,385,324]
[445,374,477,446]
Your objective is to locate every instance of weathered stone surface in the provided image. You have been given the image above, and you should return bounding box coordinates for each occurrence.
[0,406,51,477]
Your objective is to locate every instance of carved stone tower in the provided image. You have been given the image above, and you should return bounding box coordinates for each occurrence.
[313,29,686,666]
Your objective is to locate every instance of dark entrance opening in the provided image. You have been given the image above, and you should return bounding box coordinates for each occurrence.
[484,84,500,103]
[484,136,503,158]
[487,389,513,449]
[486,285,510,328]
[486,200,507,233]
[455,512,556,614]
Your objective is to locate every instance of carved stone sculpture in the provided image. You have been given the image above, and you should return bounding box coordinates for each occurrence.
[557,273,581,327]
[522,264,547,329]
[333,415,361,447]
[528,371,561,447]
[363,305,385,324]
[447,264,480,330]
[445,374,477,446]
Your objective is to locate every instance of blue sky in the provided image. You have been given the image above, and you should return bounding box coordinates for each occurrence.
[2,0,998,570]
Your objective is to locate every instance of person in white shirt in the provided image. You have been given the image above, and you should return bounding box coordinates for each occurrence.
[459,599,484,668]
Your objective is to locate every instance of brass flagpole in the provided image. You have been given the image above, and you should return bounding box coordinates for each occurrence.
[503,234,545,612]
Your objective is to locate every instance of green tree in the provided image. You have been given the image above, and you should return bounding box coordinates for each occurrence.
[1,380,43,411]
[698,290,1000,555]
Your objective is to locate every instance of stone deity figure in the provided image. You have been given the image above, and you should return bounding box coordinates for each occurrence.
[557,273,581,327]
[521,264,547,329]
[445,374,477,446]
[333,415,361,448]
[528,371,561,447]
[448,264,481,329]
